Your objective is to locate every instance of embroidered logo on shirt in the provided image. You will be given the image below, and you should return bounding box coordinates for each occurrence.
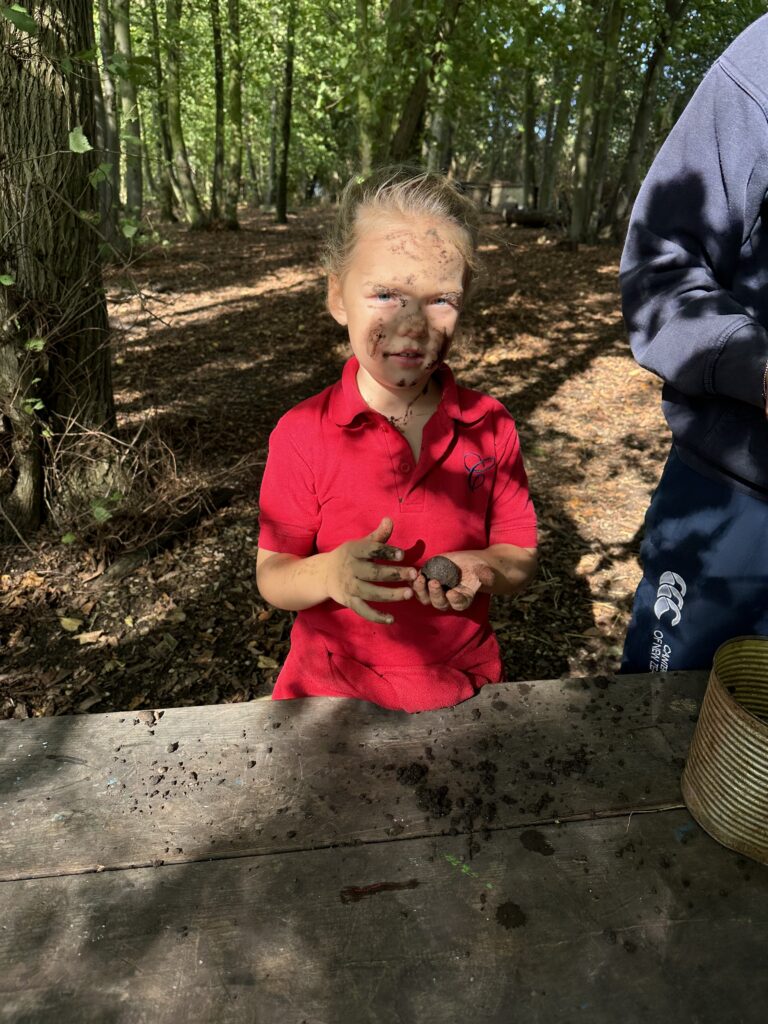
[464,451,495,491]
[653,570,686,627]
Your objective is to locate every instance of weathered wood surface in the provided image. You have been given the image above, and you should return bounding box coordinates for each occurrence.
[0,671,707,879]
[1,808,766,1024]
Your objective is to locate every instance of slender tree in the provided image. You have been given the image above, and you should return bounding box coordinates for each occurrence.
[356,0,373,174]
[521,24,537,209]
[606,0,690,236]
[148,0,179,221]
[389,0,464,164]
[275,0,297,225]
[569,0,602,244]
[266,86,278,207]
[209,0,225,220]
[165,0,208,227]
[113,0,143,222]
[539,63,575,212]
[587,0,625,234]
[223,0,243,228]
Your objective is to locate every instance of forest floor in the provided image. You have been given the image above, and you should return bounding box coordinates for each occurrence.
[1,208,669,719]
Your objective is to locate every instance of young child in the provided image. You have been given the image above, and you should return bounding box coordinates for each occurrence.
[256,166,537,712]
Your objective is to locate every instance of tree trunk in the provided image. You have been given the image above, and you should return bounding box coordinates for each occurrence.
[388,0,464,164]
[142,124,158,197]
[223,0,243,228]
[371,0,407,165]
[96,0,123,251]
[569,1,601,245]
[356,0,373,173]
[522,37,537,209]
[266,87,277,206]
[148,0,180,221]
[275,0,297,225]
[113,0,142,222]
[427,102,453,174]
[151,96,178,221]
[165,0,208,228]
[588,0,625,235]
[606,0,689,237]
[538,65,575,212]
[209,0,225,220]
[245,125,262,206]
[1,2,117,539]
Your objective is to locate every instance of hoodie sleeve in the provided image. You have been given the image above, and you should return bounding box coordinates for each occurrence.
[620,56,768,409]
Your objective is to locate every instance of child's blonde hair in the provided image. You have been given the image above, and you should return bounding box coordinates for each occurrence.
[324,165,481,286]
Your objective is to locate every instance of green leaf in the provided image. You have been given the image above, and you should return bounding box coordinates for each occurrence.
[68,125,93,154]
[90,501,112,524]
[60,533,77,545]
[0,274,15,286]
[88,162,113,188]
[24,337,45,351]
[72,45,98,63]
[61,55,73,75]
[1,4,38,35]
[120,221,139,239]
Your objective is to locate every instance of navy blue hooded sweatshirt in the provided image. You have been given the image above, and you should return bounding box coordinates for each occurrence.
[621,14,768,496]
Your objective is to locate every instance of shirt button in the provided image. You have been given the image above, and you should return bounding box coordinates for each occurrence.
[399,461,412,473]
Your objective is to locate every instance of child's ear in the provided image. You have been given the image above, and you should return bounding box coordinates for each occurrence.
[327,275,348,326]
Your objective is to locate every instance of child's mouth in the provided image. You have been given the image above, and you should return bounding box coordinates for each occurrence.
[385,350,423,366]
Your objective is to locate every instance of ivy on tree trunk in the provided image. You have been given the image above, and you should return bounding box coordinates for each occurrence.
[0,0,117,539]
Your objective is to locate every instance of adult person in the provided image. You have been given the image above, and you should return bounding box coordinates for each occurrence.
[621,13,768,673]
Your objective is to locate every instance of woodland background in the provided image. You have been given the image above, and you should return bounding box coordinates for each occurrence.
[1,0,766,718]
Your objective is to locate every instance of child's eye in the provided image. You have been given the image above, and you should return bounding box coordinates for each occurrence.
[374,291,394,302]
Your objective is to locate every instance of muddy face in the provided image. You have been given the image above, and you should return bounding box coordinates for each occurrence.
[328,211,468,402]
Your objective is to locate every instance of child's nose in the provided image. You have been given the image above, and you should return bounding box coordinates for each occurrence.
[397,308,428,338]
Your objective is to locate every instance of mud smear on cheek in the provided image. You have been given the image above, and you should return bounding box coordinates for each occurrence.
[438,328,451,363]
[368,319,386,356]
[421,330,451,374]
[396,379,408,387]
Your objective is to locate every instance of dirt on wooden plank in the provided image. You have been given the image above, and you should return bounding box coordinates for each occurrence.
[0,208,668,719]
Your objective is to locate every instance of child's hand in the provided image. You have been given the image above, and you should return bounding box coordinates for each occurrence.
[325,517,417,624]
[413,553,495,613]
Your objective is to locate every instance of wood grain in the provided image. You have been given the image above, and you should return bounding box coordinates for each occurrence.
[1,808,765,1024]
[0,671,707,880]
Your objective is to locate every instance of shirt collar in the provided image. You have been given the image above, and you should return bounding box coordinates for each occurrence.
[330,355,483,427]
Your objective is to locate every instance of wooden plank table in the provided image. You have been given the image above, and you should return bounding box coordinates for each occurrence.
[1,670,767,1023]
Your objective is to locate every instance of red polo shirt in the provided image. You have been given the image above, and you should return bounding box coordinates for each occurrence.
[258,356,537,712]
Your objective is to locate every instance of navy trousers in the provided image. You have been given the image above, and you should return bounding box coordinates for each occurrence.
[621,447,768,673]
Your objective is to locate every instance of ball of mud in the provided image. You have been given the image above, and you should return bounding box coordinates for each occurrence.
[421,555,461,590]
